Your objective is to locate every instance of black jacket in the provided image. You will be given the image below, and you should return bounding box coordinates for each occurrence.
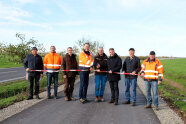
[23,54,44,74]
[107,53,122,82]
[93,53,108,75]
[62,53,78,77]
[122,56,141,79]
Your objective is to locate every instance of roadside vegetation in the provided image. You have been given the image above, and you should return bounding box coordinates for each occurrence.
[0,73,64,109]
[159,59,186,120]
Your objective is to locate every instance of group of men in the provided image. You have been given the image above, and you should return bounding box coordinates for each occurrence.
[23,43,163,110]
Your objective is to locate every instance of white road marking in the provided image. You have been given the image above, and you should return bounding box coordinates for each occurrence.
[0,71,17,74]
[0,76,25,83]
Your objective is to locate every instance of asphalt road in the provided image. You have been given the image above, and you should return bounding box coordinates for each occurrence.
[0,75,160,124]
[0,67,25,84]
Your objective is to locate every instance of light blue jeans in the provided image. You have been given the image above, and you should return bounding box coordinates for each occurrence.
[95,75,107,97]
[144,81,158,107]
[125,78,137,102]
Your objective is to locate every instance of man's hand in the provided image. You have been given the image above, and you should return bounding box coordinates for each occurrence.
[40,74,43,78]
[109,70,112,74]
[132,71,136,75]
[63,75,67,79]
[96,64,100,69]
[96,69,100,72]
[26,68,30,71]
[158,81,162,85]
[141,73,145,77]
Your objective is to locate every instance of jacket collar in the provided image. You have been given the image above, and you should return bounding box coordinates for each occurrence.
[83,49,90,55]
[146,57,156,62]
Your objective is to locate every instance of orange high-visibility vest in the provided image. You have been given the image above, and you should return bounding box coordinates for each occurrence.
[141,58,163,81]
[79,50,93,68]
[43,52,62,70]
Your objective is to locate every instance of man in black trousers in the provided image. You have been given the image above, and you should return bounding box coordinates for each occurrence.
[107,48,122,105]
[23,47,43,100]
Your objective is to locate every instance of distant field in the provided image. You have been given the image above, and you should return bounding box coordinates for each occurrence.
[0,55,23,68]
[159,58,186,118]
[161,58,186,87]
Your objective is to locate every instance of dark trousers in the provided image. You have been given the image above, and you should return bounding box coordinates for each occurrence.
[47,72,59,96]
[79,71,90,99]
[109,81,119,101]
[64,77,75,98]
[28,72,40,97]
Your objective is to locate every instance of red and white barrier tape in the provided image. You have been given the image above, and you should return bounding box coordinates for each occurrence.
[29,69,140,76]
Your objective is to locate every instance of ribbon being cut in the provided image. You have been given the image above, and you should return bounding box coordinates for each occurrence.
[29,69,140,76]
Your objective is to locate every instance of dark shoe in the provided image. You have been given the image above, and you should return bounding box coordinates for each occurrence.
[84,99,89,102]
[54,95,58,99]
[131,102,136,106]
[108,99,115,104]
[27,96,33,100]
[145,104,152,108]
[113,101,118,105]
[35,95,40,99]
[47,95,51,99]
[122,101,130,104]
[155,106,159,111]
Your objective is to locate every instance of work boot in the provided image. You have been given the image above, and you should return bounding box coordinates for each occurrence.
[100,96,105,102]
[47,94,51,99]
[122,100,130,104]
[113,100,118,105]
[54,95,58,99]
[145,104,152,108]
[70,97,76,101]
[35,95,40,99]
[108,99,115,104]
[65,96,69,101]
[95,96,99,102]
[79,98,85,104]
[27,96,33,100]
[155,106,159,111]
[131,102,136,106]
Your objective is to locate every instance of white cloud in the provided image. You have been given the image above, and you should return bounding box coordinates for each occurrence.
[12,0,35,5]
[0,2,30,18]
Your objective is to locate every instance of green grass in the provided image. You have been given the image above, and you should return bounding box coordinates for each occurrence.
[0,72,64,109]
[161,58,186,87]
[159,81,186,113]
[159,59,186,116]
[0,55,23,68]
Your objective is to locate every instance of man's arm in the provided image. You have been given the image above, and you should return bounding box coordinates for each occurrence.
[135,57,141,73]
[61,56,67,76]
[23,55,29,71]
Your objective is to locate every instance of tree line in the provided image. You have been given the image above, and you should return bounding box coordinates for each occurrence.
[0,33,104,64]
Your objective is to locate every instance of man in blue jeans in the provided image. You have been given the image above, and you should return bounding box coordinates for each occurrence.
[141,51,164,110]
[122,48,141,106]
[93,47,108,102]
[43,46,62,99]
[78,43,93,104]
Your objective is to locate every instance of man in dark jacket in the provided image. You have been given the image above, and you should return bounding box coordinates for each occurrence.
[93,47,108,102]
[122,48,141,106]
[23,47,43,100]
[62,47,78,101]
[107,48,122,105]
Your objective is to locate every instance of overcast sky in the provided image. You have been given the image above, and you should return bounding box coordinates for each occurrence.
[0,0,186,57]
